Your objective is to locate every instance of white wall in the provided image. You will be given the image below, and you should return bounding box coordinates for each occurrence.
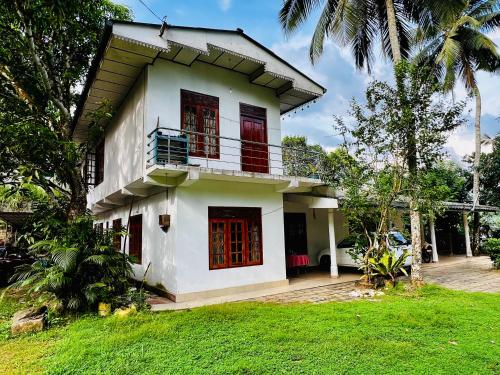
[283,202,349,266]
[174,180,286,294]
[88,71,147,205]
[146,59,283,174]
[95,188,177,292]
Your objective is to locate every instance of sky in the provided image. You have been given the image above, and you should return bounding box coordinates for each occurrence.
[117,0,500,162]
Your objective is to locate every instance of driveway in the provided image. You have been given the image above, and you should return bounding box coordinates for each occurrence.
[423,255,500,293]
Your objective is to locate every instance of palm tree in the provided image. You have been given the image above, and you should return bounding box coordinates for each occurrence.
[415,0,500,254]
[279,0,414,68]
[279,0,446,285]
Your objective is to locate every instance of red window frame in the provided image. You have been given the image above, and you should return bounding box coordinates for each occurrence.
[181,89,220,158]
[129,214,142,264]
[208,207,263,270]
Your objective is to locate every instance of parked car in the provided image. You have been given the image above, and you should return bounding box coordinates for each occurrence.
[0,245,33,286]
[317,231,413,270]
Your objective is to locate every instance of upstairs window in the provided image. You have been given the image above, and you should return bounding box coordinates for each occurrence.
[181,90,219,158]
[208,207,263,269]
[95,140,105,185]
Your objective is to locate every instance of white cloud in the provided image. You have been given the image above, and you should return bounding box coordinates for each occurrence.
[217,0,232,11]
[270,34,331,84]
[446,127,475,160]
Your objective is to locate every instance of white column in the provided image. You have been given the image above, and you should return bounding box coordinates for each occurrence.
[328,208,339,278]
[463,211,472,257]
[429,217,439,263]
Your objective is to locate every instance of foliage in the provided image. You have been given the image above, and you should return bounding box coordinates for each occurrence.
[1,285,499,373]
[0,0,132,218]
[414,0,500,93]
[334,61,466,282]
[482,238,500,269]
[281,136,325,178]
[479,136,500,206]
[113,287,150,311]
[279,0,421,68]
[8,215,133,311]
[281,136,356,187]
[368,249,409,285]
[482,213,500,238]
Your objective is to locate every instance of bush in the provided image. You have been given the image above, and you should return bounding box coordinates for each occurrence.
[9,215,133,312]
[368,249,409,287]
[482,238,500,269]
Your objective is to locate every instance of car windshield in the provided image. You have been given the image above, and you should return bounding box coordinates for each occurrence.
[388,232,408,246]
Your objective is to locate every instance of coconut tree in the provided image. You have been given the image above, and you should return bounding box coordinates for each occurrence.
[415,0,500,254]
[279,0,414,69]
[279,0,452,284]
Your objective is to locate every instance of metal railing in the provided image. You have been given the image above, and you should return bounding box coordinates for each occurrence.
[146,127,325,179]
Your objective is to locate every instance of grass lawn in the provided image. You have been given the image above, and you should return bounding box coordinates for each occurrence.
[1,284,499,374]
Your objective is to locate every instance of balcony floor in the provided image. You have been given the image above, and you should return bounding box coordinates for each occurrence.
[145,163,324,192]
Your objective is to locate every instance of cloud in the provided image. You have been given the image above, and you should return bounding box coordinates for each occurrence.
[270,35,331,84]
[217,0,232,11]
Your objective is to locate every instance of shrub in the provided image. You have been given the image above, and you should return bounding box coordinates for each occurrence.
[9,215,133,311]
[368,249,409,287]
[482,238,500,269]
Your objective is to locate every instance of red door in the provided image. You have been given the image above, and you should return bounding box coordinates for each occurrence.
[240,116,269,173]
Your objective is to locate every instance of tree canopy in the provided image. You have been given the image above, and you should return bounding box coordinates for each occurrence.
[0,0,132,218]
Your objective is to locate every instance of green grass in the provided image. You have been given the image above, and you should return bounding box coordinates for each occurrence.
[1,285,499,374]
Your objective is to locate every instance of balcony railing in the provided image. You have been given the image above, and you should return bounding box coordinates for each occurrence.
[146,127,326,179]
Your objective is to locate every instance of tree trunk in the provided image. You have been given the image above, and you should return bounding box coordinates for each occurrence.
[407,109,423,285]
[410,203,424,286]
[385,0,402,63]
[67,166,88,221]
[387,0,423,283]
[473,212,480,255]
[472,88,482,255]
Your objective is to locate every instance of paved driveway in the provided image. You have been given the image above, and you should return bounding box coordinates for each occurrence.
[423,256,500,293]
[251,256,499,304]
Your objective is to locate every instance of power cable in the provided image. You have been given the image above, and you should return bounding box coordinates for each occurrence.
[137,0,164,23]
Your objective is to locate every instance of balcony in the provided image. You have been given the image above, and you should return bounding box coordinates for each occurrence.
[145,127,326,191]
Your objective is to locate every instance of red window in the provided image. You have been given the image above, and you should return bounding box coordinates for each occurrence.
[208,207,263,269]
[181,89,219,158]
[95,140,105,185]
[129,214,142,264]
[112,218,122,251]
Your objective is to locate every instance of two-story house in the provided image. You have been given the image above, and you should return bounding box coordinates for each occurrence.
[72,20,349,302]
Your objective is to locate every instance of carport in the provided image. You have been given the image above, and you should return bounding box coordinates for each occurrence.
[427,202,499,262]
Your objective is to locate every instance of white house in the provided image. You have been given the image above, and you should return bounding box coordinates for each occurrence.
[72,20,351,302]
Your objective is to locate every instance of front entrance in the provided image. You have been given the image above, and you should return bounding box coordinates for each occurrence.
[284,212,308,255]
[240,103,268,173]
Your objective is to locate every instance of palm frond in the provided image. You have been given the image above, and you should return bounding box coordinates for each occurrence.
[279,0,326,34]
[51,246,79,271]
[345,0,378,72]
[309,0,346,63]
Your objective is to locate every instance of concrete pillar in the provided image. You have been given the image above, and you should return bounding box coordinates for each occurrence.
[463,211,472,257]
[429,217,439,263]
[328,208,339,278]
